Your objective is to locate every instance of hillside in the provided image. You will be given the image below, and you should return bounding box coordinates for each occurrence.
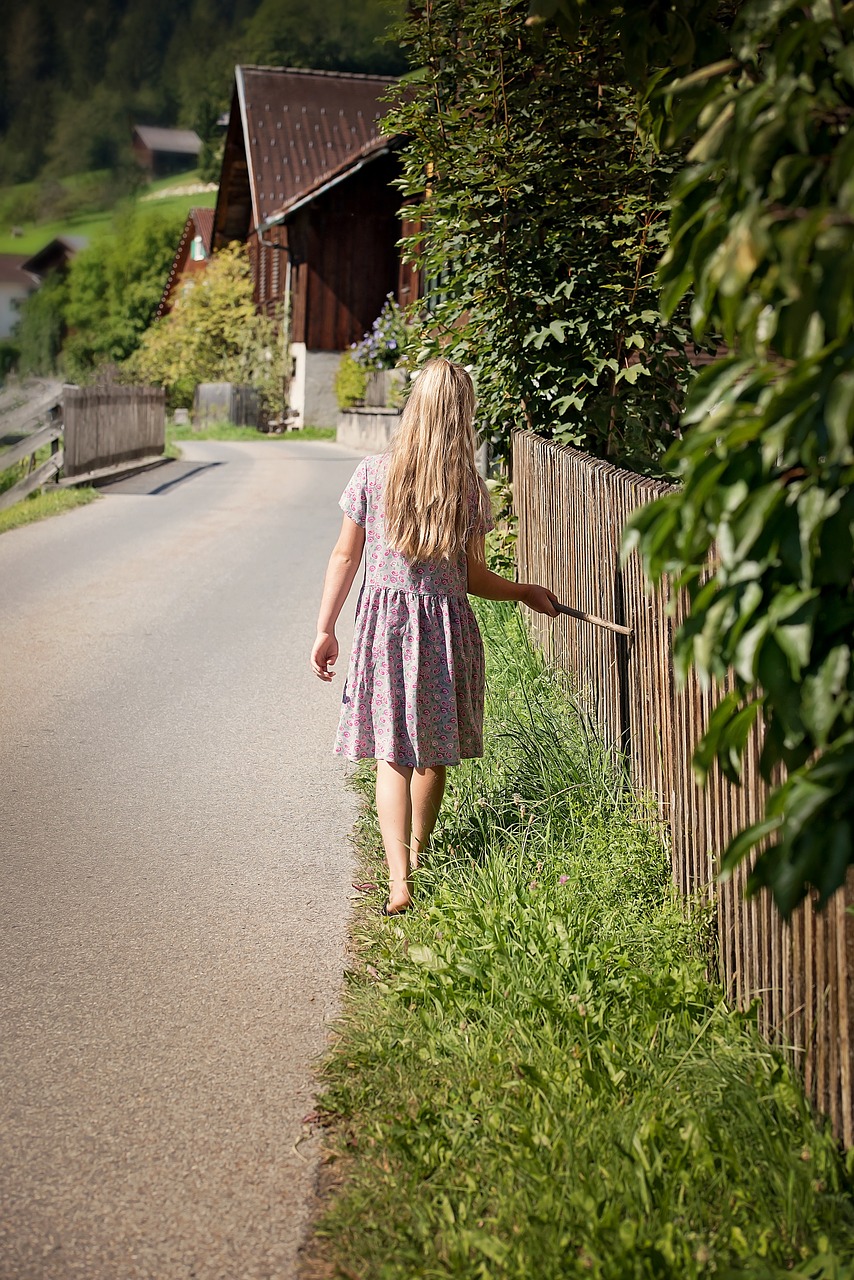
[0,170,217,255]
[0,0,406,188]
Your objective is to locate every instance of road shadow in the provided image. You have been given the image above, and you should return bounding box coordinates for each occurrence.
[98,460,223,496]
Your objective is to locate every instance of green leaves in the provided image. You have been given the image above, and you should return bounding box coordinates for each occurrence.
[125,243,282,410]
[387,0,696,471]
[628,0,854,914]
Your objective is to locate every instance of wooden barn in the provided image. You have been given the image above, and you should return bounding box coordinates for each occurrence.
[212,66,418,427]
[21,235,89,282]
[156,208,215,318]
[132,125,202,177]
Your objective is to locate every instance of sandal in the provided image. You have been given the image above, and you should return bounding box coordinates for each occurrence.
[381,900,411,917]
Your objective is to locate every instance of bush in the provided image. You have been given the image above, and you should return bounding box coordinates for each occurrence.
[0,340,19,381]
[350,293,411,372]
[335,350,368,410]
[125,242,283,412]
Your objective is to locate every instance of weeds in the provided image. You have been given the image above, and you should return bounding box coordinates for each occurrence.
[313,602,854,1279]
[0,486,97,534]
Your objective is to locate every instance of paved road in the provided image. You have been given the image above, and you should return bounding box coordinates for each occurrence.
[0,439,364,1280]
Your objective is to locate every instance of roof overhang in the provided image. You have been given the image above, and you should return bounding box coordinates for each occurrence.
[255,140,398,236]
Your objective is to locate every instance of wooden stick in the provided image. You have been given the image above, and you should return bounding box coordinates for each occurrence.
[554,600,633,637]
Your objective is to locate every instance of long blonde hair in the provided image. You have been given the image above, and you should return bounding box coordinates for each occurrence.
[384,358,489,562]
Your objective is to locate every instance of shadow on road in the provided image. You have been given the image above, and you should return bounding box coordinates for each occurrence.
[99,460,224,496]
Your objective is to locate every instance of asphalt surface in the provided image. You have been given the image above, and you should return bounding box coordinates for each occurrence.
[0,439,365,1279]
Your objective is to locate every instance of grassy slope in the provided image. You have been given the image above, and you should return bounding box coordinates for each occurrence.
[0,170,216,255]
[0,486,98,534]
[311,601,854,1280]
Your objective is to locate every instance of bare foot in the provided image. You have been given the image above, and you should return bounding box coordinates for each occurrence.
[384,882,412,915]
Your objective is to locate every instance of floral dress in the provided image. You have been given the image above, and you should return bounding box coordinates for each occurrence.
[334,454,494,768]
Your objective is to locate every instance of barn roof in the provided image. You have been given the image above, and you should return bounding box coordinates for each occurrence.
[20,237,88,278]
[154,207,216,318]
[133,125,202,156]
[189,207,214,251]
[215,66,398,242]
[0,253,34,286]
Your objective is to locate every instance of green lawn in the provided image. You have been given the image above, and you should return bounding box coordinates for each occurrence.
[0,209,115,255]
[0,169,217,255]
[310,600,854,1280]
[166,421,336,445]
[0,486,98,535]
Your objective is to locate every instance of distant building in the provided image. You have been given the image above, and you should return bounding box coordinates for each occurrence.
[155,208,215,318]
[21,235,88,282]
[132,125,202,177]
[0,254,36,339]
[211,66,419,427]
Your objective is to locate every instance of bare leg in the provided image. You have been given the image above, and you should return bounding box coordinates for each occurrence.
[410,766,446,870]
[375,760,413,912]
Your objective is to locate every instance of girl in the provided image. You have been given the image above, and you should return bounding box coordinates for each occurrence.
[311,358,557,916]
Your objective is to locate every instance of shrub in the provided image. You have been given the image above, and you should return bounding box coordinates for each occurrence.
[351,293,411,372]
[335,349,368,410]
[125,242,283,412]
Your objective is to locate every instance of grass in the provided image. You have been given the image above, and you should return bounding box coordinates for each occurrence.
[0,485,98,534]
[165,420,336,445]
[0,168,216,254]
[310,601,854,1280]
[0,442,55,495]
[0,208,115,255]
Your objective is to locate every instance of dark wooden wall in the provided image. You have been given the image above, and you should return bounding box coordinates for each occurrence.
[250,152,404,350]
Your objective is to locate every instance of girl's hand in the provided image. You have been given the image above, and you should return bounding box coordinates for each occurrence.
[311,631,339,681]
[522,584,559,617]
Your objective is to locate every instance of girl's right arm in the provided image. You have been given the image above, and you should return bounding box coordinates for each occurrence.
[311,515,366,681]
[466,536,558,616]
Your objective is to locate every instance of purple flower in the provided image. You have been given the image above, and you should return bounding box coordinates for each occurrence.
[558,875,569,885]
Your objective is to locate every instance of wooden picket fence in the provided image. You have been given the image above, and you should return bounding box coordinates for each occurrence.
[0,384,166,507]
[63,384,165,480]
[513,430,853,1146]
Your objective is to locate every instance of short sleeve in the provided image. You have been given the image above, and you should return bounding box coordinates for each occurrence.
[339,459,369,527]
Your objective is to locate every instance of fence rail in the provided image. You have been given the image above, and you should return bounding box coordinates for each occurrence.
[513,430,853,1145]
[0,384,166,506]
[0,405,64,513]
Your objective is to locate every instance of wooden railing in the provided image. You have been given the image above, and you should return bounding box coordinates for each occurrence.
[0,393,63,513]
[0,384,166,507]
[513,430,853,1146]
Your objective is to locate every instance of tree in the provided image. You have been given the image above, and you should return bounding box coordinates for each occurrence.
[14,273,67,376]
[241,0,406,73]
[386,0,698,472]
[125,242,282,409]
[62,205,185,379]
[620,2,854,915]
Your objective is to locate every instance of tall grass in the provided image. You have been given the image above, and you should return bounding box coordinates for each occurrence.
[312,602,854,1280]
[0,486,97,534]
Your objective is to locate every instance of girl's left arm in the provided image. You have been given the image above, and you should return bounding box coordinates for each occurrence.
[466,536,558,616]
[311,515,366,681]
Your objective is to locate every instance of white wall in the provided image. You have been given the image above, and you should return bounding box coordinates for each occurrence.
[287,344,342,429]
[0,282,31,340]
